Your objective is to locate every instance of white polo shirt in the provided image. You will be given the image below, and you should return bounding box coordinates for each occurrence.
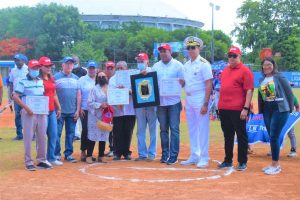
[9,64,28,91]
[108,74,135,116]
[152,58,184,106]
[78,75,95,110]
[183,55,213,106]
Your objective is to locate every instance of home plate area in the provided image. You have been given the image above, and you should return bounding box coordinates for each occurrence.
[79,160,234,183]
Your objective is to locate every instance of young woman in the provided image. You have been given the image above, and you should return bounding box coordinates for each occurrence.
[13,59,52,171]
[86,72,110,163]
[39,56,62,166]
[258,57,294,175]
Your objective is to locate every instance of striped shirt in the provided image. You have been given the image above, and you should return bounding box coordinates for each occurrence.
[15,75,44,103]
[54,71,79,114]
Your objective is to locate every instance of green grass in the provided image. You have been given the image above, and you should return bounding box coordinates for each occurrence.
[1,87,299,177]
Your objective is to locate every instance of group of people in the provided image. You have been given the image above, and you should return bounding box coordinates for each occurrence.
[3,36,296,175]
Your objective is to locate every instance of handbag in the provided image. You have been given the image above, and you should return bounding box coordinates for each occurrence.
[96,106,114,132]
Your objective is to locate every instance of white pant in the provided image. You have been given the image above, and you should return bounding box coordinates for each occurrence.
[185,103,210,162]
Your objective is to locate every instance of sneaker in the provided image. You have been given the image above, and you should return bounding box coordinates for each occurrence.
[73,136,80,141]
[267,151,272,156]
[50,160,63,166]
[113,155,121,161]
[135,157,147,161]
[25,165,36,171]
[37,162,53,169]
[217,162,233,169]
[124,155,132,160]
[13,136,23,141]
[288,151,297,157]
[147,157,156,161]
[64,156,78,163]
[236,163,247,171]
[262,165,272,172]
[264,166,281,175]
[56,156,61,161]
[86,156,94,164]
[196,160,208,168]
[160,157,168,163]
[181,158,197,166]
[166,158,178,165]
[107,151,114,157]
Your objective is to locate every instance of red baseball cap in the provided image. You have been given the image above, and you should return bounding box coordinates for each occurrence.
[158,43,172,51]
[39,56,53,66]
[105,61,115,69]
[228,46,242,55]
[28,60,41,69]
[135,52,149,61]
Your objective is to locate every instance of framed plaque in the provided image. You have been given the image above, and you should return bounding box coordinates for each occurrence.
[130,71,160,108]
[25,96,49,114]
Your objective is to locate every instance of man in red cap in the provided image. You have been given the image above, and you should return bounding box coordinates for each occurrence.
[152,43,184,165]
[217,46,254,171]
[13,59,52,171]
[134,52,159,162]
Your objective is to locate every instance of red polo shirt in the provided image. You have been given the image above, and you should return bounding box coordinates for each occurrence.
[43,78,56,112]
[218,62,254,111]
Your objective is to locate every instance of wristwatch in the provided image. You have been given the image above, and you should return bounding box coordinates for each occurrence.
[243,107,250,111]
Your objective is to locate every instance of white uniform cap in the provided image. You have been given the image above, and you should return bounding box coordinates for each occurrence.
[184,36,204,48]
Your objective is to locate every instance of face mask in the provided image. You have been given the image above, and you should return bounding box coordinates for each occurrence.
[74,64,79,68]
[29,69,39,78]
[137,63,145,70]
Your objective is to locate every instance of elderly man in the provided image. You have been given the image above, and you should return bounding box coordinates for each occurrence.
[54,56,81,163]
[218,46,254,171]
[152,43,184,165]
[181,36,213,168]
[9,53,28,140]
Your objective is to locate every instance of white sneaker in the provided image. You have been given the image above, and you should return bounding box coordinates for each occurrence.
[107,151,114,157]
[262,165,272,172]
[196,161,208,168]
[45,160,53,168]
[264,166,281,175]
[287,151,297,157]
[50,160,63,166]
[180,158,197,165]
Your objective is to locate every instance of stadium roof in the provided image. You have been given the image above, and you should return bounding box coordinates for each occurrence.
[41,0,189,19]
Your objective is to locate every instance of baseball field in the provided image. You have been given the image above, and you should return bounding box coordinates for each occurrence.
[0,88,299,200]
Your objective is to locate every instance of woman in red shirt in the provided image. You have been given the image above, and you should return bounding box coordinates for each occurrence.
[39,57,62,166]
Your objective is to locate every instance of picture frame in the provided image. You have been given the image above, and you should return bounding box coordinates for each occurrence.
[130,71,160,108]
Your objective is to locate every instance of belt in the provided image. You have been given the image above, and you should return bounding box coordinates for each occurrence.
[265,98,284,102]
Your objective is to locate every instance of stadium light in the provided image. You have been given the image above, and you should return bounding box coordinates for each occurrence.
[209,2,220,64]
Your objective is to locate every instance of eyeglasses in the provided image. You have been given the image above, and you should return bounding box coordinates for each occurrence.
[186,46,198,50]
[228,54,238,59]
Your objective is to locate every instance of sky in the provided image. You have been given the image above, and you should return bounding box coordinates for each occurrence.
[0,0,245,43]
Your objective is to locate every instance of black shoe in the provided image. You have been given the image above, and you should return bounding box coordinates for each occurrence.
[36,162,52,169]
[124,155,132,160]
[218,162,233,169]
[160,156,168,163]
[64,156,78,163]
[135,157,147,161]
[166,158,178,165]
[13,136,23,141]
[236,163,247,171]
[25,165,36,171]
[113,156,121,161]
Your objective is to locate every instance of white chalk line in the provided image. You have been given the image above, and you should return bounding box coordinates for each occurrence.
[79,160,235,183]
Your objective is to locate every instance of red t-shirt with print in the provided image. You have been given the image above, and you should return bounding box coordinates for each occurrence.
[43,78,56,112]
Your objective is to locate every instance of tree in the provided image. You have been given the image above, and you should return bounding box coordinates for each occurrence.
[0,37,32,59]
[232,0,300,70]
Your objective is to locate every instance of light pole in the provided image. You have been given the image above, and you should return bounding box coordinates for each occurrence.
[62,36,74,55]
[209,2,220,64]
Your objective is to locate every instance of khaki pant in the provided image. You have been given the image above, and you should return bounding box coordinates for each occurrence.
[21,110,47,166]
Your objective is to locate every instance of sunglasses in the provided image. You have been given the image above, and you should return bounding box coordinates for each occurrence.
[186,46,198,50]
[228,54,238,58]
[88,66,96,69]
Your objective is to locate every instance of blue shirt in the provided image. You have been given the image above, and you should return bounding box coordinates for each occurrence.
[54,72,79,114]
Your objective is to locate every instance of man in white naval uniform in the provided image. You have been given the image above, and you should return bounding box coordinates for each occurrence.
[181,36,213,168]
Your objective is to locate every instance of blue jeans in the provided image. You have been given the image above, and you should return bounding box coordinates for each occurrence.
[14,101,23,138]
[47,111,58,162]
[157,102,182,160]
[55,113,76,158]
[263,101,289,161]
[136,107,158,159]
